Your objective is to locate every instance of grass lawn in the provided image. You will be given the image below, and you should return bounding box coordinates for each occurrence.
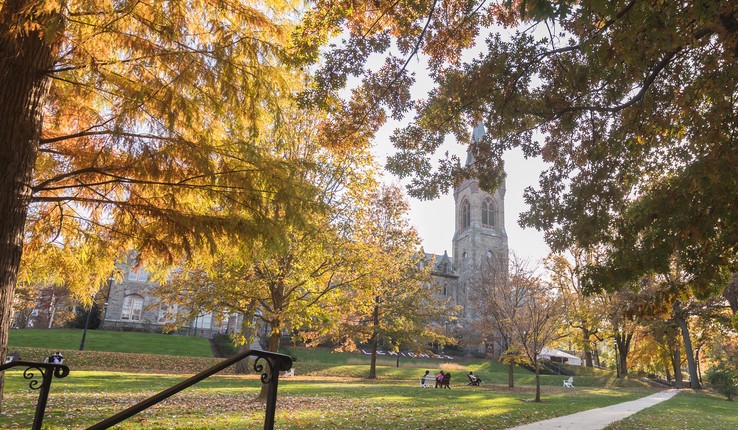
[2,332,734,429]
[8,329,212,357]
[606,390,738,430]
[0,371,657,429]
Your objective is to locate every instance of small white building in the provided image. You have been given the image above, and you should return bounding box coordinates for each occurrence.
[540,346,583,366]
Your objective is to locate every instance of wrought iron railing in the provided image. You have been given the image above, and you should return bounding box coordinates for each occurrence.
[0,360,70,430]
[86,349,292,429]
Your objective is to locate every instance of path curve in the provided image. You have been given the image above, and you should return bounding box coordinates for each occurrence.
[505,389,680,430]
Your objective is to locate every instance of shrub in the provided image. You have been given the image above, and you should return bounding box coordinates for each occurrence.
[706,367,738,401]
[212,333,238,357]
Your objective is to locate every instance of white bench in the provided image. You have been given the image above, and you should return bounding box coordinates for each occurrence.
[281,368,295,377]
[563,377,574,388]
[420,373,435,387]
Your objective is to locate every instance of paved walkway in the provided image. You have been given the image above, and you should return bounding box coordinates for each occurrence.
[505,389,680,430]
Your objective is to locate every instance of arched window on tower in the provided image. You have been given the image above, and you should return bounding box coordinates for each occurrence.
[481,198,495,228]
[461,199,471,230]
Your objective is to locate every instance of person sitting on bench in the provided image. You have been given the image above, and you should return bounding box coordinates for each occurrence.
[467,371,481,386]
[440,372,452,389]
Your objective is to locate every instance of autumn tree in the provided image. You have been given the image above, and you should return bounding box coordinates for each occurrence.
[472,254,564,401]
[469,252,530,388]
[512,273,565,402]
[546,249,604,367]
[296,0,738,337]
[152,106,376,396]
[595,288,639,378]
[0,0,327,404]
[335,184,451,379]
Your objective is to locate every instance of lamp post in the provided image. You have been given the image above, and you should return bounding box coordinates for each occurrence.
[102,275,114,323]
[79,295,95,351]
[613,338,620,378]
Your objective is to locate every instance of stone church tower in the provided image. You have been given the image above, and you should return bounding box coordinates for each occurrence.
[452,122,508,323]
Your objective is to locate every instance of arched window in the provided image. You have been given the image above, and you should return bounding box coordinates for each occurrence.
[460,199,471,229]
[481,198,495,228]
[121,295,144,321]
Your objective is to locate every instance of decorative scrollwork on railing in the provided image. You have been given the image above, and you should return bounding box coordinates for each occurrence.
[52,364,70,379]
[23,366,46,390]
[16,363,70,391]
[253,356,274,384]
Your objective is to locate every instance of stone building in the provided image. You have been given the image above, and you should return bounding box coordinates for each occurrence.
[101,262,238,337]
[424,122,509,353]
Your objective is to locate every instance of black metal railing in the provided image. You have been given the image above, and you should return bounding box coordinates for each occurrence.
[87,349,292,430]
[0,360,70,430]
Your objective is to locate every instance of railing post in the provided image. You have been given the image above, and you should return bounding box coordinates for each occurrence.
[32,365,55,430]
[86,349,292,430]
[264,360,280,430]
[0,361,70,430]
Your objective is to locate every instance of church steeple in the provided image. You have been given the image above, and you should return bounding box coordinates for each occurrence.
[452,122,508,318]
[465,121,485,166]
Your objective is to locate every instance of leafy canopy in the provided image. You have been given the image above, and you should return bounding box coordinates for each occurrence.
[296,0,738,295]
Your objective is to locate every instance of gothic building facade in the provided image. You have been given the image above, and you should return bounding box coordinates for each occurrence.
[425,123,509,353]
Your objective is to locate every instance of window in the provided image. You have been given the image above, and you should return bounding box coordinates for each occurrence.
[481,199,495,227]
[127,268,149,282]
[460,199,471,229]
[121,295,144,321]
[157,303,178,323]
[194,312,213,330]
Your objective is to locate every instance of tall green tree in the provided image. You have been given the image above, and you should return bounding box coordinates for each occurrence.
[0,0,312,403]
[297,0,738,298]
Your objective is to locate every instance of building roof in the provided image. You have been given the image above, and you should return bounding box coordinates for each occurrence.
[422,250,456,276]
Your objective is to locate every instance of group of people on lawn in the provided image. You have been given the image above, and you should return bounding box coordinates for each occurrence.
[420,370,482,388]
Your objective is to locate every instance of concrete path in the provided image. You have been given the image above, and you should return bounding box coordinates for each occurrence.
[505,389,680,430]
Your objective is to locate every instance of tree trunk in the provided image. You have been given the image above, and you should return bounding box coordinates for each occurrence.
[256,329,282,401]
[616,332,631,377]
[592,343,601,367]
[582,328,593,367]
[672,344,683,388]
[724,275,738,315]
[0,0,58,408]
[673,301,701,389]
[234,322,258,374]
[234,342,251,375]
[695,346,703,386]
[368,303,379,379]
[533,353,541,402]
[507,362,514,388]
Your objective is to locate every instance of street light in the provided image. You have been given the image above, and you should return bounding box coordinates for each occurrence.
[613,339,620,378]
[79,295,95,351]
[102,275,114,323]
